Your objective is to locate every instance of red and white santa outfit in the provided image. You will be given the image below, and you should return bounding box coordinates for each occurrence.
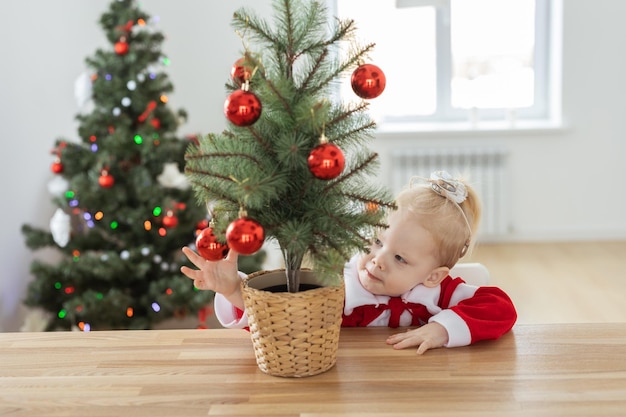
[214,255,516,348]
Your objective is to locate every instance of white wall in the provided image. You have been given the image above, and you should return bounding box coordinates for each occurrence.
[1,0,625,331]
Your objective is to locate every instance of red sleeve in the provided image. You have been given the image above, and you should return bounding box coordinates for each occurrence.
[449,286,517,343]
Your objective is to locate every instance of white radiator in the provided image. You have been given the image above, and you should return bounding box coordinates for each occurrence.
[390,148,510,239]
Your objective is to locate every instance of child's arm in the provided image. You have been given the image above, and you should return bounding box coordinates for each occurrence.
[180,246,245,310]
[387,279,517,354]
[444,285,517,344]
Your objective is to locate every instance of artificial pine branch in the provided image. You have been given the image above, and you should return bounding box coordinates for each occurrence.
[328,101,370,126]
[299,48,329,92]
[334,122,378,146]
[185,152,262,165]
[246,128,275,154]
[323,153,380,192]
[255,69,294,114]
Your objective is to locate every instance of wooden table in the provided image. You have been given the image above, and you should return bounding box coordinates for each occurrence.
[1,324,625,417]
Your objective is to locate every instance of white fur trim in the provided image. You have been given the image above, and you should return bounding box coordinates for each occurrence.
[429,309,471,347]
[214,293,248,329]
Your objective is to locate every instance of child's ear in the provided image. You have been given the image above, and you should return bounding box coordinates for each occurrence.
[423,266,450,288]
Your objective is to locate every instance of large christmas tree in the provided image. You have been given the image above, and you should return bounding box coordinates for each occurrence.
[21,0,217,331]
[185,0,395,292]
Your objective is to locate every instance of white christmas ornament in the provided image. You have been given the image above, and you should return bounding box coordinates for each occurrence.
[19,309,51,332]
[47,176,69,196]
[50,208,71,247]
[74,72,94,113]
[157,162,189,190]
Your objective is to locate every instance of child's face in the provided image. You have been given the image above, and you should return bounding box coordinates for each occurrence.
[357,209,445,296]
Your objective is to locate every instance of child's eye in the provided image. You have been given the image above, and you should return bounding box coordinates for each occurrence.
[395,255,407,264]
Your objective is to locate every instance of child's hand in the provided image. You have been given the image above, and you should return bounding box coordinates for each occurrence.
[180,246,244,309]
[386,322,449,354]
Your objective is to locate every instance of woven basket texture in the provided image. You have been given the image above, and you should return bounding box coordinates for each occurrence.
[241,269,345,377]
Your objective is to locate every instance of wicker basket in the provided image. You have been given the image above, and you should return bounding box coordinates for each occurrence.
[241,269,345,377]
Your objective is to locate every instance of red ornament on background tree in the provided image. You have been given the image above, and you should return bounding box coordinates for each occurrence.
[138,101,157,122]
[307,134,345,180]
[351,63,386,99]
[226,216,265,255]
[98,170,115,188]
[196,226,230,261]
[162,210,178,228]
[224,82,262,127]
[51,159,64,174]
[50,142,67,174]
[114,37,129,55]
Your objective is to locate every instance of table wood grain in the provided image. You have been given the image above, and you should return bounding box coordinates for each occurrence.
[1,324,625,416]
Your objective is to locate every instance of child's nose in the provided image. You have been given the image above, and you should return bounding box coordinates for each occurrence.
[372,255,385,270]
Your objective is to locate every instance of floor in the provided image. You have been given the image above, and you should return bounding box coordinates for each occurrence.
[465,241,626,324]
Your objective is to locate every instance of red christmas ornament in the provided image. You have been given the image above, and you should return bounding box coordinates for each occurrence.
[351,63,386,99]
[98,170,115,188]
[196,219,209,231]
[307,143,345,180]
[150,118,161,129]
[226,217,265,255]
[138,101,157,122]
[230,57,255,84]
[162,212,179,228]
[51,160,64,174]
[114,39,129,55]
[224,89,262,127]
[196,227,230,261]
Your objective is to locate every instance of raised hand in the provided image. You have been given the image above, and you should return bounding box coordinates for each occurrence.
[180,246,245,310]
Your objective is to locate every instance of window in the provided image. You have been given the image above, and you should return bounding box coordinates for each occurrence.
[330,0,559,128]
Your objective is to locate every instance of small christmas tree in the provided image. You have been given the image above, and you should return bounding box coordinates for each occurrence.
[185,0,395,292]
[21,0,216,330]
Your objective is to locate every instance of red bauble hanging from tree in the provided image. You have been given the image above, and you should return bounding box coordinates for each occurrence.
[307,142,345,180]
[224,88,262,127]
[50,143,66,174]
[351,63,386,99]
[230,57,255,85]
[114,37,129,55]
[98,170,115,188]
[226,217,265,255]
[196,227,230,261]
[162,211,179,228]
[51,159,64,174]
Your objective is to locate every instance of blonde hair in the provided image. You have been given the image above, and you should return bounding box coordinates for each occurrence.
[395,176,482,268]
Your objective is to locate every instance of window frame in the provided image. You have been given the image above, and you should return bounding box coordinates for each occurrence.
[329,0,558,128]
